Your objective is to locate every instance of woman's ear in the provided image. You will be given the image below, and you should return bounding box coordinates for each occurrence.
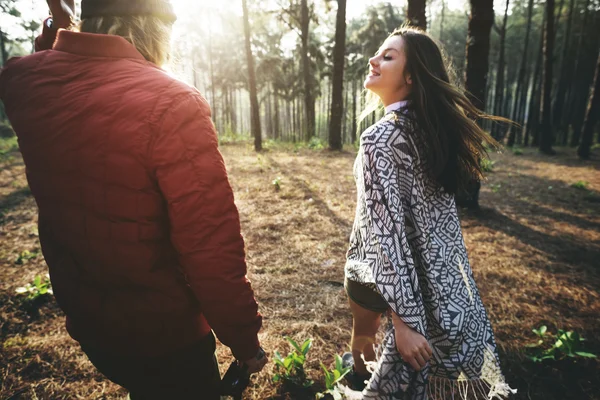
[406,74,413,85]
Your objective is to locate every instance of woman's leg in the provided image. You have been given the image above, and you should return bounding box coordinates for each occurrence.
[348,296,382,376]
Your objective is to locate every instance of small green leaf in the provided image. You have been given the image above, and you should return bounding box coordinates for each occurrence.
[575,351,597,358]
[321,364,332,380]
[333,369,341,381]
[292,353,305,365]
[286,336,302,353]
[33,275,41,287]
[525,340,544,348]
[335,354,343,371]
[272,374,280,382]
[301,338,312,355]
[303,379,314,388]
[274,351,284,363]
[339,368,351,380]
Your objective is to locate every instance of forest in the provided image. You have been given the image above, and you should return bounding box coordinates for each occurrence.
[0,0,599,399]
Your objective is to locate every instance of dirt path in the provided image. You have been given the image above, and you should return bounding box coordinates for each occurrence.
[1,141,599,399]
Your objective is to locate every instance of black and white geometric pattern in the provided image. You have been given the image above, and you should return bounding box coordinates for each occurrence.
[345,107,513,399]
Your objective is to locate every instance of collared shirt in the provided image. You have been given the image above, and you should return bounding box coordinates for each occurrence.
[384,99,410,114]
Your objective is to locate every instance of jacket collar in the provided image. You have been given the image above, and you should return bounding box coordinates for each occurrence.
[53,30,147,61]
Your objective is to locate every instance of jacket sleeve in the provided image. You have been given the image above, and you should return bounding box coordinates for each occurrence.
[361,122,428,336]
[150,92,262,361]
[35,18,58,52]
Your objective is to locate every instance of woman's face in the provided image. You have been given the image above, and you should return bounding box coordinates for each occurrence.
[364,35,412,106]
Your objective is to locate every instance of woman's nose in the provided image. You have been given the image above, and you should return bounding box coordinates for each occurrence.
[369,56,377,67]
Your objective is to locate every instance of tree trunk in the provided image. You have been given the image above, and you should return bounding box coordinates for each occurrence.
[0,29,7,67]
[577,51,600,158]
[539,0,556,155]
[274,89,281,140]
[507,0,534,146]
[553,0,566,39]
[242,0,262,151]
[301,0,316,140]
[343,77,349,143]
[231,89,238,134]
[465,0,494,112]
[440,0,446,42]
[266,86,272,138]
[568,0,591,146]
[292,97,297,142]
[351,80,358,144]
[526,9,546,146]
[515,71,530,144]
[407,0,427,30]
[326,78,331,138]
[551,0,576,140]
[459,0,494,209]
[207,21,217,134]
[330,0,347,151]
[492,0,510,140]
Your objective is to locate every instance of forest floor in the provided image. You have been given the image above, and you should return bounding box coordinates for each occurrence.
[1,137,599,400]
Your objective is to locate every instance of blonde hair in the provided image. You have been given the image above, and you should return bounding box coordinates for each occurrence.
[358,90,383,123]
[80,16,172,66]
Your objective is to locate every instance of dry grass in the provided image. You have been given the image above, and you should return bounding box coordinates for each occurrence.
[1,141,599,399]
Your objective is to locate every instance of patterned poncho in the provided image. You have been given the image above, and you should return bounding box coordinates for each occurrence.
[345,107,515,399]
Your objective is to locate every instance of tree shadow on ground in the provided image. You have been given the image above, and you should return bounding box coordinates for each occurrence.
[461,206,599,279]
[509,146,600,169]
[266,155,352,232]
[0,187,31,213]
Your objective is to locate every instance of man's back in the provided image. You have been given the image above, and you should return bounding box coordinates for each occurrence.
[0,30,262,359]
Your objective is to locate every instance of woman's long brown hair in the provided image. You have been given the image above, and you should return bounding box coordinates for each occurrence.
[385,26,510,195]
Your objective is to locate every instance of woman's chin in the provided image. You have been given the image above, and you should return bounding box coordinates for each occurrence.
[364,77,379,91]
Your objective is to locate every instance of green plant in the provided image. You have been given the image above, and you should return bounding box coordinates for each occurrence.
[308,137,325,150]
[218,128,251,145]
[512,147,523,156]
[0,121,16,138]
[490,183,502,193]
[571,181,589,190]
[526,325,597,362]
[481,158,495,172]
[15,250,38,265]
[0,136,18,161]
[316,354,352,400]
[272,176,282,191]
[273,337,314,388]
[15,274,53,301]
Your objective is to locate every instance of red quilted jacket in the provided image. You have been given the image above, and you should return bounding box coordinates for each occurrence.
[0,25,262,360]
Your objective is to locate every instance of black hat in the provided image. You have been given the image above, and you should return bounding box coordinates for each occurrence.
[81,0,177,23]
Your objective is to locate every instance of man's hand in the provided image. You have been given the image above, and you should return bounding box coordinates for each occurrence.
[242,348,268,374]
[392,313,432,371]
[47,0,75,29]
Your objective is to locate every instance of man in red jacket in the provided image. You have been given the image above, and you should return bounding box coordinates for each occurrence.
[0,0,267,398]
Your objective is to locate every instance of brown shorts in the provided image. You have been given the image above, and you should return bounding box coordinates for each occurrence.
[345,278,389,313]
